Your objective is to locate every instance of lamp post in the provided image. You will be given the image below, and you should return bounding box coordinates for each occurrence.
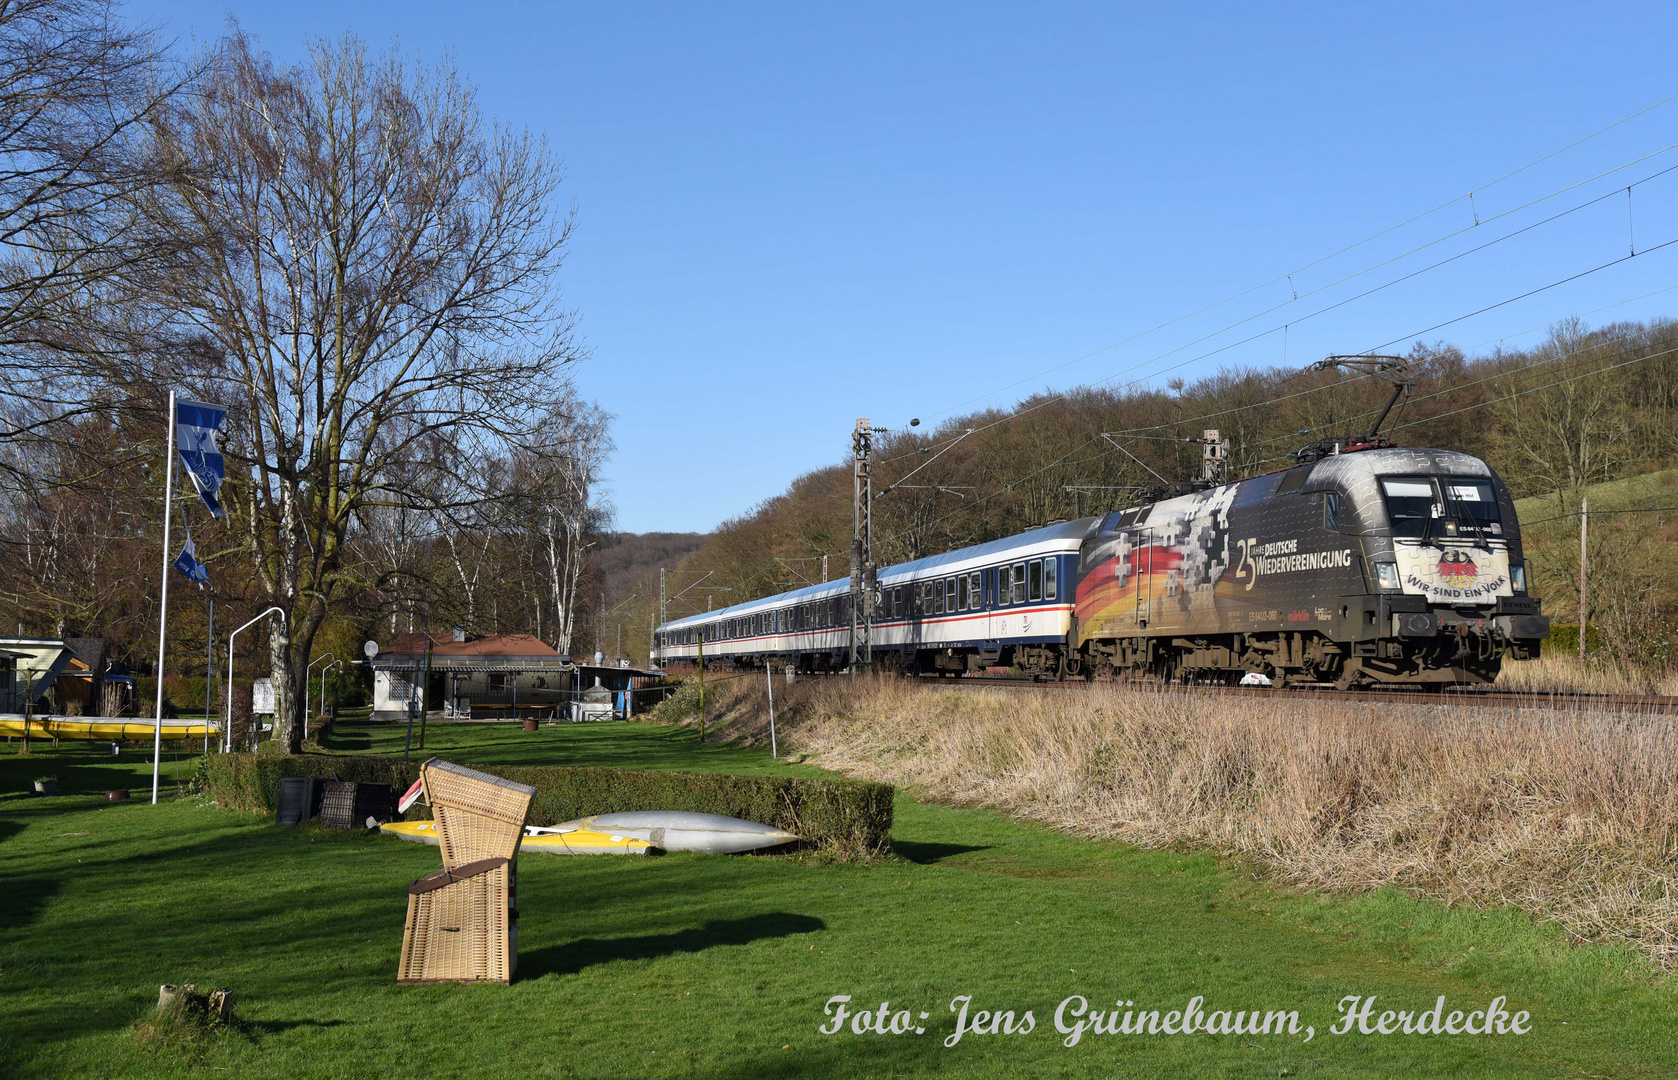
[226,608,285,752]
[304,652,336,739]
[315,658,342,736]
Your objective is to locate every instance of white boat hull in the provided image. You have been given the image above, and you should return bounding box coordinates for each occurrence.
[552,811,798,854]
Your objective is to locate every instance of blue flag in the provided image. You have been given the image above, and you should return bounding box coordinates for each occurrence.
[176,398,228,519]
[172,535,211,587]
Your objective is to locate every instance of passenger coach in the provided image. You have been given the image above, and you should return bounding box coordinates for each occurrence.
[652,520,1088,676]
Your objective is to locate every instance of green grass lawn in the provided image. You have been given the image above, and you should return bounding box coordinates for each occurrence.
[3,722,1676,1078]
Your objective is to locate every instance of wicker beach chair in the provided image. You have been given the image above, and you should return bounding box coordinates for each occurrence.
[397,759,537,985]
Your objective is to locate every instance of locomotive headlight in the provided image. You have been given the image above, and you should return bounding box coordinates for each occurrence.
[1374,561,1401,590]
[1511,564,1527,594]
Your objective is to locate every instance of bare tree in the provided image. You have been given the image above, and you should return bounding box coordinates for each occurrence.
[514,397,611,657]
[1490,320,1629,502]
[0,0,188,468]
[123,32,582,749]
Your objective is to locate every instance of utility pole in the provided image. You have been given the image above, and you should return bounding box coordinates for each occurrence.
[1579,497,1588,661]
[849,418,874,672]
[657,568,666,661]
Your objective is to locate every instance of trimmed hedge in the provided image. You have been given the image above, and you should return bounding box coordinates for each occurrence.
[204,753,893,860]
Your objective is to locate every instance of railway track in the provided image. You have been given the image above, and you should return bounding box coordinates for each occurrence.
[920,675,1678,714]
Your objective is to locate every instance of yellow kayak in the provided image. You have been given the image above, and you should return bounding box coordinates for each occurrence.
[378,819,651,856]
[0,717,216,740]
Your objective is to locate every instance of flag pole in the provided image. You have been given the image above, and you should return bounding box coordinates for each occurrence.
[204,597,214,759]
[152,390,177,805]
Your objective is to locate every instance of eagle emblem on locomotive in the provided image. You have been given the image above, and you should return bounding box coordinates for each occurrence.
[1436,550,1478,590]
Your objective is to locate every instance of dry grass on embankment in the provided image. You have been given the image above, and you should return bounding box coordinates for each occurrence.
[660,673,1678,966]
[1494,652,1678,695]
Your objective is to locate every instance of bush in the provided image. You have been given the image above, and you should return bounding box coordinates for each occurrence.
[203,753,893,860]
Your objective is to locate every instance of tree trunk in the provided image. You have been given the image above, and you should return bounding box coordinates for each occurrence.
[269,621,300,752]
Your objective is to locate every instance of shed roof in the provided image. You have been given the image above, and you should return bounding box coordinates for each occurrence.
[372,632,570,671]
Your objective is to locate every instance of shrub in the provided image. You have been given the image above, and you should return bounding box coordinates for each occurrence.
[203,753,893,860]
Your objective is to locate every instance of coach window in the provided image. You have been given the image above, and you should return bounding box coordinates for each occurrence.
[1029,560,1043,602]
[932,580,943,615]
[1012,563,1027,604]
[956,574,969,611]
[1044,557,1058,600]
[969,571,982,610]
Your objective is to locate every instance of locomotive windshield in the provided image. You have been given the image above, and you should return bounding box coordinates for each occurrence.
[1380,476,1502,541]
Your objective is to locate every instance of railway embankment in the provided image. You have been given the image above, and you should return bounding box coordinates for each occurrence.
[653,673,1678,967]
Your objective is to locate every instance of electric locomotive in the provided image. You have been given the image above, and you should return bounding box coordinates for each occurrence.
[1070,443,1548,686]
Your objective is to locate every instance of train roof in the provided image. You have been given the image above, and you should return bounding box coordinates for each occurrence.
[658,517,1097,631]
[877,517,1096,581]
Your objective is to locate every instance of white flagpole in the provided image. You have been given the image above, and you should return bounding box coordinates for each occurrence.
[152,390,177,805]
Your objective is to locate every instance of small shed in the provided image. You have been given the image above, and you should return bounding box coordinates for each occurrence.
[0,638,76,712]
[370,632,575,721]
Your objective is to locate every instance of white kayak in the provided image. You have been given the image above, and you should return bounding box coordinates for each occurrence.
[544,811,798,854]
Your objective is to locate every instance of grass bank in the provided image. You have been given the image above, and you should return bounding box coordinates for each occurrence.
[666,674,1678,967]
[3,726,1678,1078]
[1493,653,1678,695]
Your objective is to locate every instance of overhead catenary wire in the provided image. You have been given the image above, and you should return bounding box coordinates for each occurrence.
[1241,318,1671,453]
[884,154,1678,469]
[1520,505,1678,526]
[882,238,1678,528]
[1106,281,1678,440]
[906,92,1678,433]
[879,326,1678,549]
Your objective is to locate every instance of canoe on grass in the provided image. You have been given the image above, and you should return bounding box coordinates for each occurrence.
[546,811,799,854]
[0,716,217,740]
[378,819,650,855]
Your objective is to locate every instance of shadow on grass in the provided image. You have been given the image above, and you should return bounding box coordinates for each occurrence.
[0,874,59,930]
[244,1018,347,1038]
[520,912,825,980]
[892,841,989,865]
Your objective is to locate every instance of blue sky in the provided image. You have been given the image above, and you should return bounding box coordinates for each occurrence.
[126,2,1678,532]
